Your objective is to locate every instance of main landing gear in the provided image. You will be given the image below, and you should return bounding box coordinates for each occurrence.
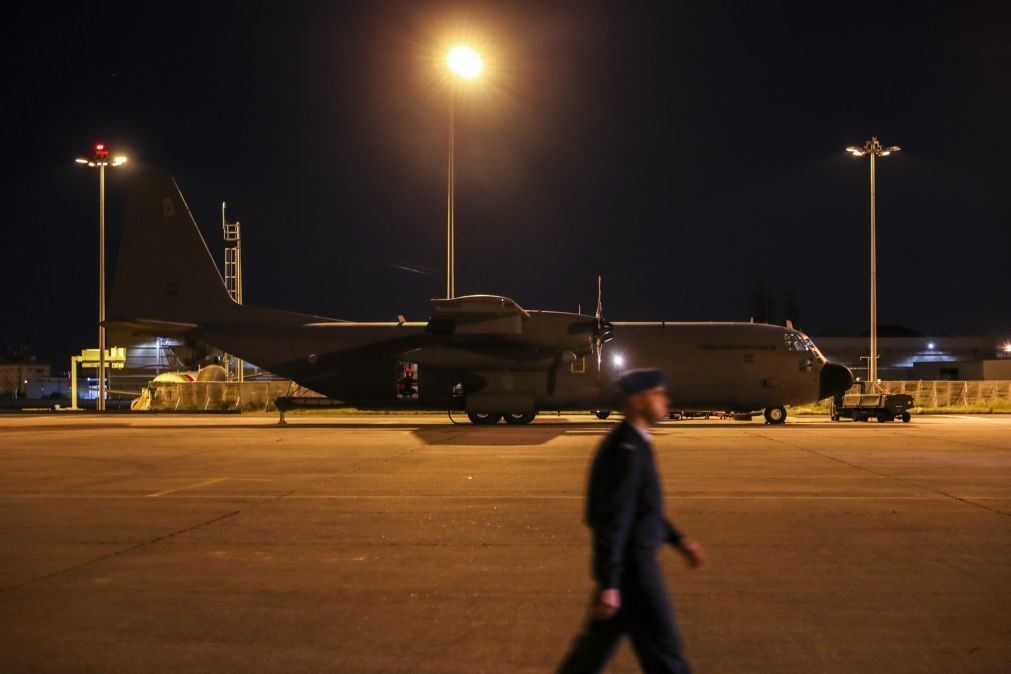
[764,406,787,425]
[504,412,536,425]
[466,411,536,425]
[467,411,502,425]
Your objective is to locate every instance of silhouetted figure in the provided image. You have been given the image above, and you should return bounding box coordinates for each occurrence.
[401,373,416,399]
[557,369,708,674]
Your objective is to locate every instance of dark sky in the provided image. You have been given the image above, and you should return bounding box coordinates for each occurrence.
[6,0,1011,364]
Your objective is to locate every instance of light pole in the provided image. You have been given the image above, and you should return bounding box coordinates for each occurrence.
[846,137,899,384]
[75,144,127,410]
[445,45,483,299]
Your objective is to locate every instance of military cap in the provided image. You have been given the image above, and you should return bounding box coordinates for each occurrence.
[615,368,668,395]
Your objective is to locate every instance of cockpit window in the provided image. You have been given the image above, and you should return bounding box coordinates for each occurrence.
[784,332,817,352]
[785,332,826,362]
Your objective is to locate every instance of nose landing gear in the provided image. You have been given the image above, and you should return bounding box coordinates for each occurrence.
[764,406,787,425]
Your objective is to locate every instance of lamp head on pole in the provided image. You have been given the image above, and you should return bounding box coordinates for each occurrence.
[846,137,901,158]
[75,144,128,168]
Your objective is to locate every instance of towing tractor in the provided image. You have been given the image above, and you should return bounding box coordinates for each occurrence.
[831,382,913,423]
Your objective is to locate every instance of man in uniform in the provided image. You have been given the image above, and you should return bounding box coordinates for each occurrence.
[557,368,708,674]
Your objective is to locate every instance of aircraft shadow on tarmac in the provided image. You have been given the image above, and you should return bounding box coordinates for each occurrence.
[411,424,613,446]
[53,419,609,446]
[134,420,613,446]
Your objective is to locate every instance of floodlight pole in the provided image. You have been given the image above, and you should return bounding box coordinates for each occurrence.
[447,90,456,299]
[98,162,106,410]
[76,145,126,410]
[443,44,482,299]
[868,149,876,384]
[846,136,900,385]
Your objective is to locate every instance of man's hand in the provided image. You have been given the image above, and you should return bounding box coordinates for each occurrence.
[679,538,709,570]
[592,588,621,620]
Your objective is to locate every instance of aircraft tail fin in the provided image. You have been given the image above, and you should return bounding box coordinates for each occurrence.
[110,172,235,325]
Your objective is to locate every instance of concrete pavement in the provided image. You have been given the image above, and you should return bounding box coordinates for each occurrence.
[0,414,1008,673]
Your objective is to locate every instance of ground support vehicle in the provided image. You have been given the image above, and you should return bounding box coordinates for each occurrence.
[831,384,913,423]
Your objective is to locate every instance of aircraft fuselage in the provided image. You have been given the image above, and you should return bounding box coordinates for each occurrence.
[194,308,845,414]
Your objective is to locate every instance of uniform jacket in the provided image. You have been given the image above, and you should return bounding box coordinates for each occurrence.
[586,419,684,588]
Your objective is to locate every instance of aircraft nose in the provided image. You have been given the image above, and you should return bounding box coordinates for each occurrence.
[819,362,854,400]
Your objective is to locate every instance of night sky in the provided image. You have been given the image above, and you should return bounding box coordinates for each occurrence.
[6,1,1011,366]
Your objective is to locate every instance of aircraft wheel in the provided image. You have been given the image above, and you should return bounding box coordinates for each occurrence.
[764,406,787,425]
[467,411,502,425]
[594,410,611,420]
[503,412,536,425]
[901,412,911,423]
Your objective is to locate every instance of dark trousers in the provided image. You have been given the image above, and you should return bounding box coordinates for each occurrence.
[557,549,690,674]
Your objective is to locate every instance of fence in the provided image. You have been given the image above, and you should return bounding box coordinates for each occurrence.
[861,381,1011,407]
[134,379,1011,411]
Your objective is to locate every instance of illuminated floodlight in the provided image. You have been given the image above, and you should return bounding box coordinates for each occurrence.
[447,45,483,79]
[1004,343,1011,353]
[74,142,128,412]
[927,342,935,350]
[846,138,901,159]
[612,354,625,367]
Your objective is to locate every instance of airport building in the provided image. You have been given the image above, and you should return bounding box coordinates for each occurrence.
[24,376,72,400]
[910,359,1011,381]
[0,360,51,398]
[816,336,1010,381]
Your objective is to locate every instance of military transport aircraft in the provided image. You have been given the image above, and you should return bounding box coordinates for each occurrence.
[108,173,853,424]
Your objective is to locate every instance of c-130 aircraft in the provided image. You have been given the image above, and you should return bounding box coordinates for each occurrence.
[109,173,853,424]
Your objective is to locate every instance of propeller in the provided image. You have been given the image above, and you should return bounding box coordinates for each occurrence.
[592,275,615,380]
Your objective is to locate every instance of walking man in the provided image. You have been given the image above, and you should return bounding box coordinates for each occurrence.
[558,368,708,674]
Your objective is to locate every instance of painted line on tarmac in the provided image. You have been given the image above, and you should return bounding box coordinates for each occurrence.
[147,477,230,497]
[146,477,272,497]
